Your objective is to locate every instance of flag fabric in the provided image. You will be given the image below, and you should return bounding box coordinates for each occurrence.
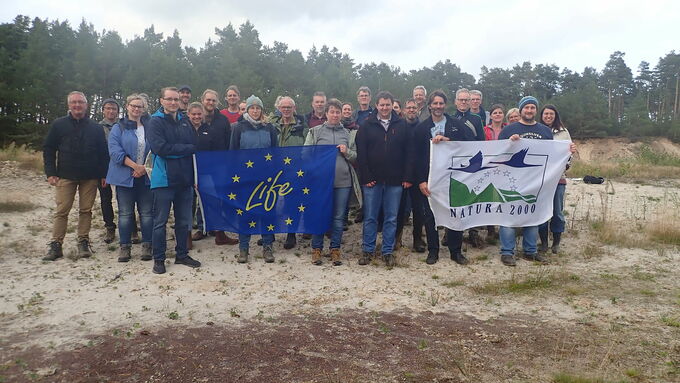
[428,139,571,231]
[195,145,337,235]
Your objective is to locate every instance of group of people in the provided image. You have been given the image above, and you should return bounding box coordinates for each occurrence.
[42,84,575,274]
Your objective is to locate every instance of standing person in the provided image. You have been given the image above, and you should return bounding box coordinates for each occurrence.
[147,87,200,274]
[43,91,109,261]
[341,103,358,130]
[305,91,327,129]
[220,85,242,124]
[413,90,475,265]
[99,98,119,244]
[497,96,575,266]
[506,108,520,124]
[538,104,572,254]
[192,90,239,246]
[392,99,403,117]
[413,85,430,122]
[271,96,308,250]
[470,90,489,125]
[106,94,153,262]
[353,86,373,125]
[238,102,247,115]
[178,85,192,113]
[356,91,413,267]
[304,98,360,266]
[484,104,507,141]
[229,95,279,264]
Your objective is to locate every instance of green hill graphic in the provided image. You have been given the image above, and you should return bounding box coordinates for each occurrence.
[449,178,536,207]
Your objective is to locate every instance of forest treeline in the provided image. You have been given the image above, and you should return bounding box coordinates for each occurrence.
[0,15,679,147]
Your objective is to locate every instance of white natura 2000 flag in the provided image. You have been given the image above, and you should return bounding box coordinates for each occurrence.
[428,139,571,231]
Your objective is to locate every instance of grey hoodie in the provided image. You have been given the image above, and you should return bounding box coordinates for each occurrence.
[304,122,355,188]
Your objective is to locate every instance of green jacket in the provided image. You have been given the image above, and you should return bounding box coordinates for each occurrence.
[271,114,307,147]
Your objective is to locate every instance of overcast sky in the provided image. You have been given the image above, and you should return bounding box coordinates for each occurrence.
[2,0,677,79]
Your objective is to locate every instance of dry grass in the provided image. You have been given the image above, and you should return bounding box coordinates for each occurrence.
[0,200,38,213]
[590,221,651,248]
[0,142,43,173]
[471,269,578,295]
[647,214,680,246]
[569,145,680,182]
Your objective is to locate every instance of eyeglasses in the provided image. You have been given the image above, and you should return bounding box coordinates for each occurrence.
[128,104,145,109]
[163,97,180,102]
[456,98,470,102]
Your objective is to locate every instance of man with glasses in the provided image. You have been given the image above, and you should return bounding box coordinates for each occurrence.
[99,98,120,244]
[352,86,373,125]
[43,91,109,261]
[470,90,489,126]
[147,87,200,274]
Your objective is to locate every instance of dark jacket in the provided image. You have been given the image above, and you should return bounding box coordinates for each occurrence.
[43,113,109,180]
[356,110,412,186]
[412,114,475,184]
[454,110,485,141]
[304,111,327,129]
[229,116,278,150]
[352,106,374,126]
[194,111,230,151]
[271,114,307,147]
[147,108,197,189]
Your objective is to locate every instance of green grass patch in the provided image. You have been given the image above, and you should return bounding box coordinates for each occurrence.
[552,373,629,383]
[472,270,574,295]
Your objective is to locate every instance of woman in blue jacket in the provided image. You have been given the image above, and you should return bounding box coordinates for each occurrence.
[106,94,152,262]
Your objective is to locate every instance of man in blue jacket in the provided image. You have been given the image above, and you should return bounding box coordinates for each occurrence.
[43,91,109,261]
[147,87,200,274]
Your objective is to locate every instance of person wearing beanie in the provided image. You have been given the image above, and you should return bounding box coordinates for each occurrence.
[229,95,279,264]
[99,98,120,244]
[496,96,575,267]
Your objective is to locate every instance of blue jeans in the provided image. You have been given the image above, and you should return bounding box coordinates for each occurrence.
[539,183,566,236]
[312,187,351,249]
[362,183,402,254]
[116,177,153,245]
[239,234,274,250]
[152,185,193,261]
[500,226,538,256]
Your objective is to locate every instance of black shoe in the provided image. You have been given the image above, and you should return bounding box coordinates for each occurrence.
[77,239,93,258]
[175,255,201,268]
[413,239,426,253]
[501,254,517,267]
[358,252,372,266]
[539,230,549,253]
[451,252,469,265]
[283,233,296,250]
[104,227,116,244]
[426,250,439,265]
[153,260,166,274]
[383,253,396,267]
[551,232,562,254]
[523,253,549,264]
[43,241,63,261]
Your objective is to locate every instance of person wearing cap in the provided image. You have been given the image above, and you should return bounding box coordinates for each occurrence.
[178,85,192,113]
[99,98,120,244]
[229,95,279,264]
[496,96,576,267]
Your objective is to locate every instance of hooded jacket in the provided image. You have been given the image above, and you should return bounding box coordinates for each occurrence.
[356,110,413,186]
[147,108,197,189]
[43,113,109,180]
[229,115,278,150]
[271,114,307,147]
[106,117,151,187]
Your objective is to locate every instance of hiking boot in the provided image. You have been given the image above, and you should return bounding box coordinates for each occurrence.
[175,255,201,268]
[43,241,63,261]
[468,230,484,249]
[140,242,152,261]
[237,249,249,264]
[77,239,93,258]
[426,249,439,265]
[118,245,131,263]
[192,231,206,241]
[330,248,342,266]
[131,229,141,244]
[383,253,396,268]
[284,233,297,249]
[413,238,426,253]
[152,260,166,274]
[215,231,238,245]
[262,245,275,263]
[501,254,517,267]
[551,232,562,254]
[451,252,469,265]
[104,227,116,244]
[311,248,323,266]
[358,252,373,266]
[523,252,549,264]
[539,229,549,253]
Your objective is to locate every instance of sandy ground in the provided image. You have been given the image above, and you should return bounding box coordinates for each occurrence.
[1,151,679,381]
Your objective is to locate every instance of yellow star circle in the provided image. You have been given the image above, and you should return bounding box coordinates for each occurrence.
[283,157,292,165]
[245,160,254,168]
[249,221,256,228]
[228,193,236,200]
[285,218,293,225]
[296,169,304,177]
[297,204,305,212]
[267,224,275,231]
[264,153,272,161]
[236,209,243,216]
[302,187,310,195]
[232,175,240,183]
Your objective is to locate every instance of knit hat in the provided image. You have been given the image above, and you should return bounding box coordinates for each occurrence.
[101,98,120,111]
[178,85,192,93]
[518,96,538,112]
[246,95,264,112]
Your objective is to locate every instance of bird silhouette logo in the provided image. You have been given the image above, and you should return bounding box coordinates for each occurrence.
[489,148,540,168]
[448,151,497,173]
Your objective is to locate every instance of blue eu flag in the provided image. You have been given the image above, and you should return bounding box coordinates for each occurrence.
[195,145,337,235]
